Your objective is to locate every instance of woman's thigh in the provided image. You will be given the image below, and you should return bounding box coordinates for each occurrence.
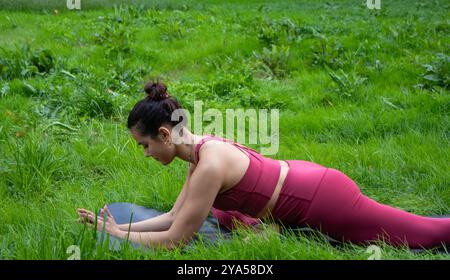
[302,168,363,234]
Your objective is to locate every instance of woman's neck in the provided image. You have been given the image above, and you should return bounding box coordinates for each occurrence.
[174,129,203,164]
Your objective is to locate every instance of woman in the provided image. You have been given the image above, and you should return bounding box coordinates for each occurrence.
[77,81,450,251]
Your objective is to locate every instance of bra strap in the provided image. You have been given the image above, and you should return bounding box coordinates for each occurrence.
[194,135,259,164]
[194,135,214,164]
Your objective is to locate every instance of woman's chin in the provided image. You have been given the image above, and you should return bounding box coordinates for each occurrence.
[159,158,169,165]
[156,155,175,165]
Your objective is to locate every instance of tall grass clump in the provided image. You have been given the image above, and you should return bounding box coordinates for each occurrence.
[1,135,64,201]
[0,45,58,80]
[417,53,449,91]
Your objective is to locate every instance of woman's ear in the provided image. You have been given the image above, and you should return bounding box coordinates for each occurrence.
[158,126,171,144]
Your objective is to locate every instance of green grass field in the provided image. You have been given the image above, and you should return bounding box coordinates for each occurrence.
[0,0,449,260]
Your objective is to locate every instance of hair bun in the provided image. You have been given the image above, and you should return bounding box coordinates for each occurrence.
[144,82,169,101]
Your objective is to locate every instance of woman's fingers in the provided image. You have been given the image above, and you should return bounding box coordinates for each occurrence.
[95,217,112,232]
[78,213,103,224]
[97,220,107,232]
[77,218,95,229]
[79,212,103,224]
[77,208,107,218]
[77,215,94,225]
[77,207,111,228]
[99,206,106,217]
[103,206,114,219]
[78,212,92,223]
[76,208,112,233]
[77,208,95,217]
[77,219,107,233]
[77,208,90,213]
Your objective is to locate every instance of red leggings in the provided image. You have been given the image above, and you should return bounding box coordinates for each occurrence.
[270,160,450,249]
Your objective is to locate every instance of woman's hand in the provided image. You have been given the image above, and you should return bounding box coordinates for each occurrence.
[76,206,122,237]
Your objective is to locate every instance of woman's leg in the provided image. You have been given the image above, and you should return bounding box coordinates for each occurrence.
[211,208,261,230]
[303,168,450,249]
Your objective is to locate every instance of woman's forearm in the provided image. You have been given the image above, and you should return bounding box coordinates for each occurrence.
[115,229,179,250]
[118,212,174,232]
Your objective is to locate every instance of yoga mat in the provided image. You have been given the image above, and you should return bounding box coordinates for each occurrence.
[96,202,233,251]
[96,202,449,255]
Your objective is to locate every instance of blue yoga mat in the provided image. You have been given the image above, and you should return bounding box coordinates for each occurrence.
[97,202,449,254]
[96,202,234,251]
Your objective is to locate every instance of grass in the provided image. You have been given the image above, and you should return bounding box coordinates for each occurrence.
[0,0,449,260]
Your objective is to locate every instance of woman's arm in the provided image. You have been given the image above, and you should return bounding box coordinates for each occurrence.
[116,163,196,232]
[117,212,173,232]
[114,147,224,249]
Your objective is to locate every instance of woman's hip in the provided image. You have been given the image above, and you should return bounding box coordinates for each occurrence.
[271,164,362,226]
[269,160,329,224]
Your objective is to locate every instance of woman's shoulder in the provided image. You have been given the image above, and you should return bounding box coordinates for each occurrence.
[192,141,229,184]
[194,135,230,163]
[196,138,229,160]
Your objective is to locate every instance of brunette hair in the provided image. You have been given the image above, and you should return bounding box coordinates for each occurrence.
[127,81,185,138]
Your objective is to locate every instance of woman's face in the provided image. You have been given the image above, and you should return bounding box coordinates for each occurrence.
[130,127,176,165]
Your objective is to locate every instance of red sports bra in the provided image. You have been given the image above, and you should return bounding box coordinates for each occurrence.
[194,134,281,217]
